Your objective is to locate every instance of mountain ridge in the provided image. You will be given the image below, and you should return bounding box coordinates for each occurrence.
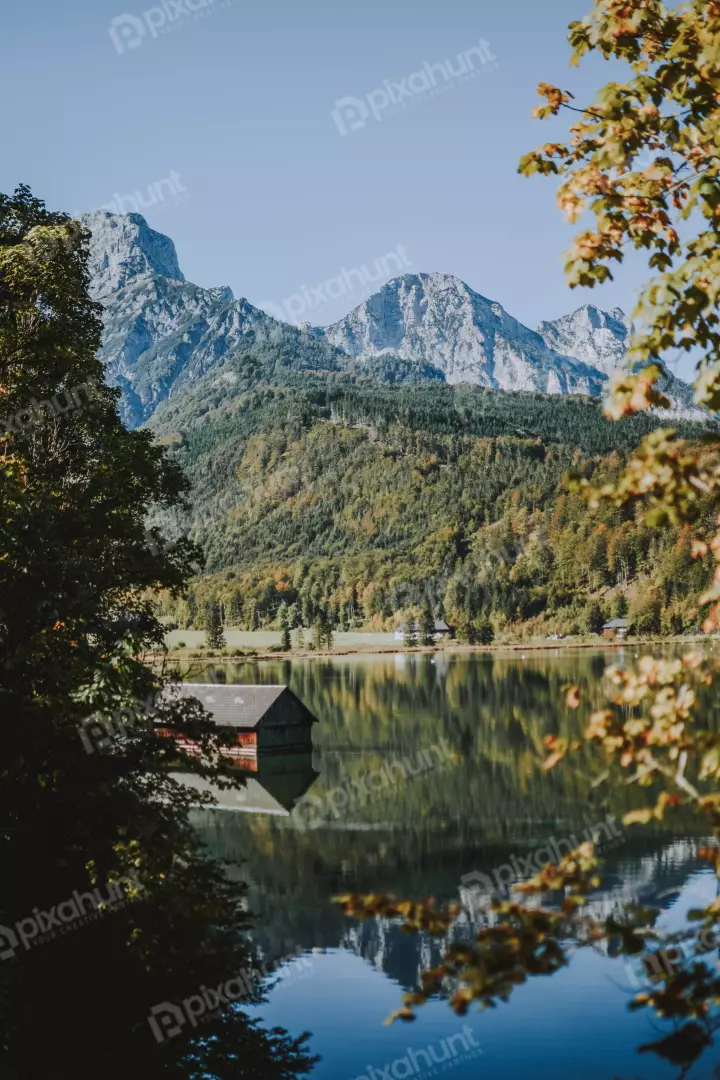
[80,211,695,427]
[320,271,609,396]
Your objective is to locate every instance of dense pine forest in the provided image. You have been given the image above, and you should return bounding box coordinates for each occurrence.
[147,339,713,640]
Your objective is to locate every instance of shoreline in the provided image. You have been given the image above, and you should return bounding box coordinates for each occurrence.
[153,634,714,665]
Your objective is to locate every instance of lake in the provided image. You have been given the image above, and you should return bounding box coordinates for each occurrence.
[181,649,720,1080]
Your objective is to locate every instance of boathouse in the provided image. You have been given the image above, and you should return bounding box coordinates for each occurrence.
[602,618,630,639]
[159,684,317,762]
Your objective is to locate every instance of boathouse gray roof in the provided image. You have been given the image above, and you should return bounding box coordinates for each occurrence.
[602,619,630,630]
[163,684,289,729]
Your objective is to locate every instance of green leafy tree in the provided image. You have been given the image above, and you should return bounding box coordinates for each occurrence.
[476,617,495,645]
[629,586,662,637]
[0,186,315,1079]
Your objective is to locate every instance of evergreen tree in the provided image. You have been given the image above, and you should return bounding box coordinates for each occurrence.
[187,591,198,629]
[287,602,299,629]
[612,593,628,619]
[312,605,333,649]
[476,617,495,645]
[301,592,314,630]
[420,599,436,647]
[245,598,259,630]
[405,616,419,647]
[204,600,226,649]
[228,591,243,625]
[278,601,291,652]
[583,602,605,635]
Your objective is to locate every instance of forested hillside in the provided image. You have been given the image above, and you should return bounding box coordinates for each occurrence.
[148,344,713,639]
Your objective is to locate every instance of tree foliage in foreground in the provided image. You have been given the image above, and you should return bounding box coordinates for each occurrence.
[0,185,316,1079]
[337,4,720,1075]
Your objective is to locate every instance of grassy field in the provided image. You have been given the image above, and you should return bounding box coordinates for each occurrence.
[164,629,398,651]
[161,628,719,660]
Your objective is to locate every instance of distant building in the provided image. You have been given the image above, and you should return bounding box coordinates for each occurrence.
[394,619,451,643]
[602,618,630,639]
[159,684,318,762]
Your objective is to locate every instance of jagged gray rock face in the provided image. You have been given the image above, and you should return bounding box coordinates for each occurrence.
[84,211,185,298]
[537,305,632,377]
[82,212,272,427]
[538,303,703,418]
[320,272,608,396]
[82,212,697,427]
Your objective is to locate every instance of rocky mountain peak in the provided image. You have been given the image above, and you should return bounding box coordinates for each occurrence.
[321,271,607,395]
[536,304,631,376]
[81,211,185,299]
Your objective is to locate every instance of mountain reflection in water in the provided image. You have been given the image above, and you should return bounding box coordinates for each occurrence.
[181,650,720,1079]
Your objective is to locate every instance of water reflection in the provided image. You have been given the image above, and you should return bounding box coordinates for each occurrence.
[183,650,710,841]
[180,650,720,1078]
[174,753,319,815]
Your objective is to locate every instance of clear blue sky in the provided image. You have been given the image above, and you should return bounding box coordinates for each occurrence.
[0,0,692,377]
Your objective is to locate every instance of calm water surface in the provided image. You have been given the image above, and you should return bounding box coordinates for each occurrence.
[181,649,720,1080]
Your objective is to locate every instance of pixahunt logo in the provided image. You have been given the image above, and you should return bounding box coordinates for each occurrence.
[294,738,456,830]
[351,1027,482,1080]
[0,875,143,961]
[260,245,413,326]
[0,378,102,436]
[97,171,189,216]
[148,950,314,1043]
[332,38,497,136]
[109,0,233,55]
[78,690,162,754]
[460,815,623,896]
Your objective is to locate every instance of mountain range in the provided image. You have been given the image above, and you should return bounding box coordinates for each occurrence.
[82,211,693,428]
